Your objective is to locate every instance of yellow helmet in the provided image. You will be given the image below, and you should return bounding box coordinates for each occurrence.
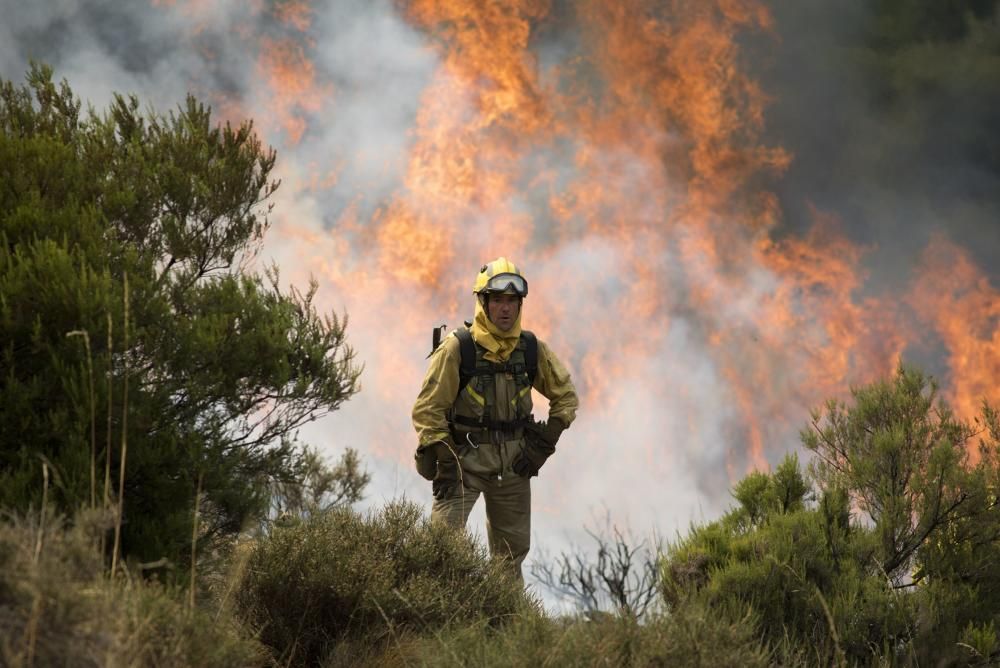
[473,257,528,297]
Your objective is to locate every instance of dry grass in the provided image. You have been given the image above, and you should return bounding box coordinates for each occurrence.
[0,508,267,667]
[380,603,771,668]
[0,497,785,668]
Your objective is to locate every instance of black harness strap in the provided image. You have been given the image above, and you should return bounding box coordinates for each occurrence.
[521,330,538,385]
[450,327,538,442]
[455,328,478,393]
[455,327,538,392]
[452,415,531,430]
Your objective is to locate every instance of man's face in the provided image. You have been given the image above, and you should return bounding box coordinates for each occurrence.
[487,293,521,331]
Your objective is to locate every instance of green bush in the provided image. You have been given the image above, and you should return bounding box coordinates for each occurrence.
[235,501,533,666]
[661,368,1000,665]
[0,64,361,570]
[661,454,919,664]
[0,509,265,667]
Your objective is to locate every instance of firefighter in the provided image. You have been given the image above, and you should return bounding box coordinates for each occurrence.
[412,257,579,579]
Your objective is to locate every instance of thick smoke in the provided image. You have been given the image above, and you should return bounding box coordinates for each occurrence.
[752,1,1000,284]
[2,0,997,611]
[751,1,1000,389]
[1,1,247,112]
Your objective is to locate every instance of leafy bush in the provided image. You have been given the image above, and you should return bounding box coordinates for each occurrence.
[664,461,925,663]
[0,64,361,570]
[235,501,533,666]
[661,367,1000,665]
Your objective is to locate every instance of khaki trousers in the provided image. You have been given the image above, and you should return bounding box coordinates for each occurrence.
[431,472,531,580]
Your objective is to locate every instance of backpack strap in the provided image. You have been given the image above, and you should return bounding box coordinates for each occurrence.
[455,327,538,391]
[455,327,477,392]
[521,330,538,385]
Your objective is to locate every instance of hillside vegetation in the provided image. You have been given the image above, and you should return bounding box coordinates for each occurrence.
[2,65,999,666]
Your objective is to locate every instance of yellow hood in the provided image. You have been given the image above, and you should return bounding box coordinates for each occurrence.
[470,297,521,363]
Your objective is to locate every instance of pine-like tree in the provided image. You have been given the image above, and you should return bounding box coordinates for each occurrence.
[662,366,1000,664]
[0,64,363,568]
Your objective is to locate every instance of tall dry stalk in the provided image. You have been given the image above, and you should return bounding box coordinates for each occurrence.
[66,330,96,508]
[102,313,113,559]
[214,540,254,623]
[26,460,50,667]
[25,593,42,667]
[111,272,129,577]
[190,469,203,611]
[34,461,49,565]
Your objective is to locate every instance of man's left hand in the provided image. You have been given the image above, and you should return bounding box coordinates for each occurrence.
[513,417,566,477]
[532,417,566,448]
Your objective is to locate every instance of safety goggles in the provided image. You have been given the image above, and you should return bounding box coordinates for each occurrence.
[483,273,528,297]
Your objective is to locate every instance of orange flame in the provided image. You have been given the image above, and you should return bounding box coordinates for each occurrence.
[274,0,314,32]
[908,234,1000,455]
[256,37,329,145]
[153,0,999,479]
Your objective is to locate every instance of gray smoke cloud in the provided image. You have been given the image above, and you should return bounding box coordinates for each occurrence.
[750,1,1000,390]
[3,0,997,612]
[752,0,1000,284]
[2,1,242,112]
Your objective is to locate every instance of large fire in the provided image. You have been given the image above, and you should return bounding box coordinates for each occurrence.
[153,0,999,501]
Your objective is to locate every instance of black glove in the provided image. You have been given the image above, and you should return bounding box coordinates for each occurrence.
[535,417,567,448]
[414,443,437,481]
[513,417,567,477]
[431,439,461,500]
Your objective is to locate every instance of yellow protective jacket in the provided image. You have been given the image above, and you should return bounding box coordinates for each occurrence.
[412,330,579,479]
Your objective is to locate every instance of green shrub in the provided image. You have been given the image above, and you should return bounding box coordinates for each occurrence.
[235,500,533,666]
[661,454,918,664]
[0,65,361,570]
[661,369,1000,665]
[959,620,998,665]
